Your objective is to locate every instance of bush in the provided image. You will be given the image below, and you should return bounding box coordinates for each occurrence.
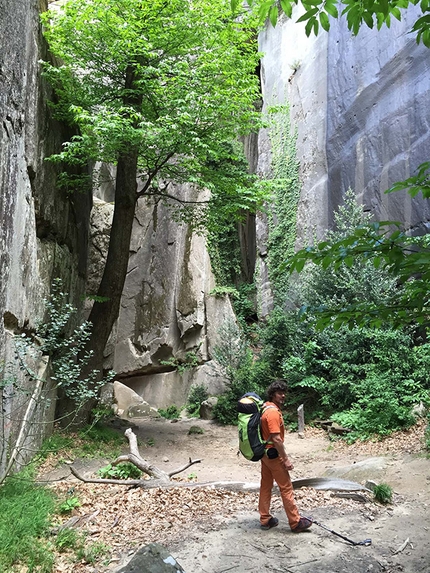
[187,384,209,417]
[245,190,430,438]
[373,483,393,504]
[158,405,181,419]
[97,462,142,480]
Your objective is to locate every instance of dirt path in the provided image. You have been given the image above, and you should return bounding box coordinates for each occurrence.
[44,417,430,573]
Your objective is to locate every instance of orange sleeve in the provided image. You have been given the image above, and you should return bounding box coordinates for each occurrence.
[261,407,282,440]
[265,407,282,434]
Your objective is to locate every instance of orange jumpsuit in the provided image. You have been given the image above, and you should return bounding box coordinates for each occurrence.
[258,402,301,529]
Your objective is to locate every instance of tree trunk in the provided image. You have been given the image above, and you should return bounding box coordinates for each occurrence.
[57,66,142,425]
[85,149,139,377]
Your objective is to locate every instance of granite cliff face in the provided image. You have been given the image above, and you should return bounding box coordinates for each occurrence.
[256,6,430,312]
[1,1,430,469]
[89,181,235,409]
[0,0,91,474]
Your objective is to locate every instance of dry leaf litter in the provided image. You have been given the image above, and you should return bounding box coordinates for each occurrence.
[41,420,426,573]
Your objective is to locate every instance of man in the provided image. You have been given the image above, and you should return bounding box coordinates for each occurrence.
[259,380,312,533]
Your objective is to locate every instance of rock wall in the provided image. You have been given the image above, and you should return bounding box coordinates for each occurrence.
[0,0,91,473]
[89,182,235,409]
[256,8,430,311]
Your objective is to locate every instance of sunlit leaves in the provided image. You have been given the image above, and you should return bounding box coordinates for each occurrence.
[42,0,265,228]
[246,0,430,46]
[287,220,430,329]
[387,162,430,197]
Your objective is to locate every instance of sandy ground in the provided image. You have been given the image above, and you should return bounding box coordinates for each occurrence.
[42,416,430,573]
[133,417,430,573]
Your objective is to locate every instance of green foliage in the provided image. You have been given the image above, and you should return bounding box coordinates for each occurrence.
[76,424,123,458]
[76,540,110,565]
[58,496,81,514]
[91,405,115,424]
[287,166,430,330]
[235,0,430,47]
[160,350,200,375]
[55,528,85,552]
[97,462,142,480]
[232,283,257,320]
[210,284,258,334]
[186,384,209,417]
[246,192,430,438]
[288,221,430,329]
[373,483,393,504]
[16,279,110,405]
[158,405,181,419]
[266,105,301,305]
[55,528,109,565]
[211,318,262,424]
[210,286,240,298]
[387,161,430,198]
[36,433,75,462]
[212,319,253,384]
[41,0,267,227]
[0,474,55,572]
[36,425,123,466]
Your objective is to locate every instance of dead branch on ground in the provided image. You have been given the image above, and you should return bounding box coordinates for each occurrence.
[70,427,202,488]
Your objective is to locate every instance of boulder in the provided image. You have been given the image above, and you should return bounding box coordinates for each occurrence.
[324,457,389,482]
[113,380,159,419]
[199,397,218,420]
[114,543,185,573]
[411,401,427,419]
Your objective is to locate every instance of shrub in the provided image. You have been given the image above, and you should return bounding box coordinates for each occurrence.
[373,483,393,504]
[58,496,81,514]
[158,405,181,419]
[97,462,142,480]
[187,384,209,417]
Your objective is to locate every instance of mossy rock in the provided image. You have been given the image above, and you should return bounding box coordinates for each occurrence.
[188,425,204,435]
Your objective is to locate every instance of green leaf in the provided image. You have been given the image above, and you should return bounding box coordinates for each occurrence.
[322,255,332,269]
[269,4,279,26]
[305,16,315,35]
[324,1,339,18]
[362,11,374,27]
[373,256,382,268]
[296,7,320,22]
[344,255,354,268]
[390,6,401,20]
[319,11,330,30]
[295,258,306,272]
[280,0,294,17]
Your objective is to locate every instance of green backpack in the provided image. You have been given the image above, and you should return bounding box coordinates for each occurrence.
[237,393,274,461]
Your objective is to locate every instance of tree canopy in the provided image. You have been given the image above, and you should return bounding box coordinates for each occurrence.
[236,0,430,46]
[42,0,263,218]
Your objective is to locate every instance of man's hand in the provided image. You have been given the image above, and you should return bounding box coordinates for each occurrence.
[270,433,293,470]
[281,457,294,471]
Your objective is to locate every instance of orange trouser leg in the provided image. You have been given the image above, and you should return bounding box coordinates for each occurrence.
[258,456,300,529]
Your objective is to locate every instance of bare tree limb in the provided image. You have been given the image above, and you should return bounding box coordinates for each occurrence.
[168,457,202,478]
[68,465,261,491]
[70,429,202,487]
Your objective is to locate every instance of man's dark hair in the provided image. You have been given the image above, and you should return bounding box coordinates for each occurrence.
[266,379,287,401]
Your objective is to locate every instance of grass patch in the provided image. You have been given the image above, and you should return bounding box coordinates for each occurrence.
[36,424,124,470]
[373,483,393,504]
[0,471,56,572]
